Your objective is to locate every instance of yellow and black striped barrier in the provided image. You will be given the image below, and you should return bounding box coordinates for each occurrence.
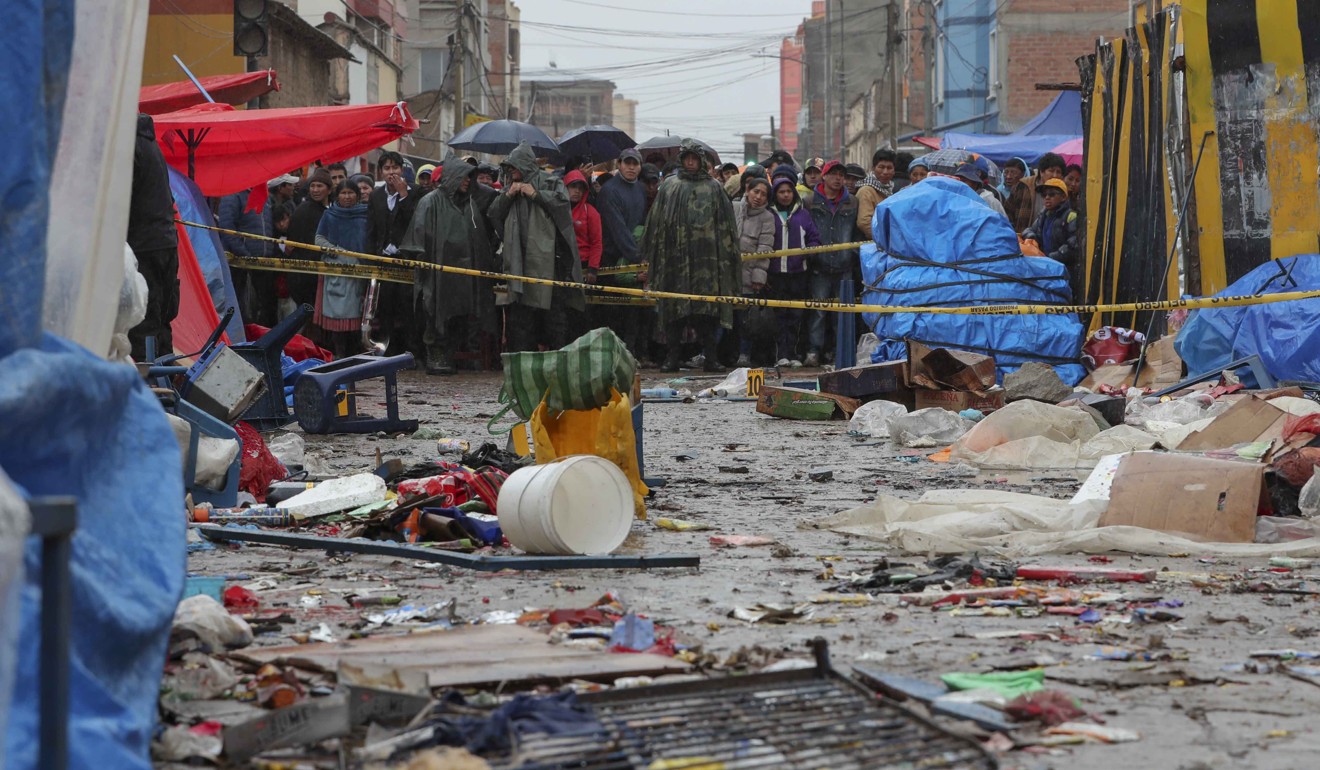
[192,220,1320,317]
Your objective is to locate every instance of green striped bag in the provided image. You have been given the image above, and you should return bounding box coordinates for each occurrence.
[488,328,638,433]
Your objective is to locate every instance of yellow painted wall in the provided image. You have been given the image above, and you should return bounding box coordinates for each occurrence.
[141,14,244,86]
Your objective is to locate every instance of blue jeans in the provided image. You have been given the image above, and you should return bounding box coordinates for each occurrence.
[808,272,842,353]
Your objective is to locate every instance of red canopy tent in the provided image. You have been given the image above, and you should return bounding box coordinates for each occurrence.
[152,101,420,209]
[139,71,281,115]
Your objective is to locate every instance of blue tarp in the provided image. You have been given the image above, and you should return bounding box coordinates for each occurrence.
[1176,255,1320,384]
[861,176,1086,384]
[2,3,185,767]
[940,92,1083,165]
[169,168,246,343]
[2,337,184,770]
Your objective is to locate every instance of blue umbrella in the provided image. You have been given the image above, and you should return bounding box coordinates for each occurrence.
[557,124,636,162]
[447,119,560,158]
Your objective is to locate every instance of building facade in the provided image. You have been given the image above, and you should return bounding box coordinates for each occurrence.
[612,95,638,139]
[487,0,521,119]
[520,79,616,139]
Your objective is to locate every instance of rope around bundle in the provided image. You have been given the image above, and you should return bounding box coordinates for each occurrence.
[187,220,1320,317]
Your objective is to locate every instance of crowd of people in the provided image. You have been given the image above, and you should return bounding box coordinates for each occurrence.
[211,140,1082,375]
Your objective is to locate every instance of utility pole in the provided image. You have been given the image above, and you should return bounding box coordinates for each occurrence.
[770,115,777,150]
[453,1,467,137]
[923,0,936,136]
[824,5,832,163]
[888,0,899,148]
[839,0,850,162]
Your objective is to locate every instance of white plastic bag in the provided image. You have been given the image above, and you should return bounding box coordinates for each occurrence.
[265,432,306,469]
[951,401,1100,468]
[110,244,147,363]
[855,333,881,365]
[697,367,750,399]
[848,400,908,438]
[889,408,974,448]
[1300,472,1320,519]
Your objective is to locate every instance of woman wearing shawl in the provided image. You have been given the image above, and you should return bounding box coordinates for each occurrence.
[314,181,369,358]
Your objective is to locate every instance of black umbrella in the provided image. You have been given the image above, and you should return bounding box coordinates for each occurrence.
[447,119,560,158]
[635,135,721,166]
[557,125,636,162]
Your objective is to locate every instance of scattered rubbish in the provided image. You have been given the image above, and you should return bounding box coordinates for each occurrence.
[696,368,752,399]
[808,468,834,482]
[190,506,294,526]
[436,438,470,455]
[756,385,859,420]
[170,594,253,655]
[499,456,633,555]
[264,432,305,469]
[847,399,908,438]
[1045,722,1141,743]
[609,614,656,651]
[1100,453,1264,542]
[1015,565,1156,583]
[852,668,1018,733]
[950,400,1109,469]
[366,600,459,628]
[183,575,225,602]
[282,472,388,520]
[222,585,259,611]
[709,535,776,548]
[817,360,912,402]
[655,517,712,532]
[718,465,749,474]
[906,341,997,393]
[940,669,1045,700]
[729,604,812,624]
[888,408,974,448]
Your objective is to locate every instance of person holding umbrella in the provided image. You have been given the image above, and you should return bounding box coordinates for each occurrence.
[640,138,741,372]
[487,141,585,352]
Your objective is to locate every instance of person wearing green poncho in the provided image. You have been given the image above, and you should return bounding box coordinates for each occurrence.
[639,138,741,372]
[487,141,585,352]
[399,156,500,375]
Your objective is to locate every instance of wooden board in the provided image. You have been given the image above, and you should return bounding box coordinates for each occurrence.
[233,624,691,689]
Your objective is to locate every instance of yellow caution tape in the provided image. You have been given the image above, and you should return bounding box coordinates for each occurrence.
[187,221,1320,316]
[595,240,871,275]
[227,255,414,284]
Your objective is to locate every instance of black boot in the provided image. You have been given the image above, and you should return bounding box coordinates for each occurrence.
[702,328,724,373]
[660,321,684,372]
[426,348,457,376]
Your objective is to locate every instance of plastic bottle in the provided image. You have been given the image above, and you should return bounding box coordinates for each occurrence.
[641,387,680,399]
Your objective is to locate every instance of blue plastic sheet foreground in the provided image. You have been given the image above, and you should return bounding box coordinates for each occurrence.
[1,337,184,770]
[861,177,1085,384]
[1176,255,1320,385]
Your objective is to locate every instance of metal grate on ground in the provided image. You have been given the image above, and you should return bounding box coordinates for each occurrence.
[490,642,997,770]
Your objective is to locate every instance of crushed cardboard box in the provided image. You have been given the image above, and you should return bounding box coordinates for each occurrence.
[757,386,860,420]
[905,340,997,393]
[1099,453,1266,543]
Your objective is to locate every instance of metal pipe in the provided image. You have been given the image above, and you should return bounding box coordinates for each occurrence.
[172,54,216,103]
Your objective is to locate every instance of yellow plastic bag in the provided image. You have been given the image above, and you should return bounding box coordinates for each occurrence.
[530,389,649,519]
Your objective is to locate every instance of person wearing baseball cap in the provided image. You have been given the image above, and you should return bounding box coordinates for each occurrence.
[1022,178,1078,274]
[952,162,1007,218]
[416,163,437,192]
[844,163,866,195]
[801,157,826,194]
[596,146,651,361]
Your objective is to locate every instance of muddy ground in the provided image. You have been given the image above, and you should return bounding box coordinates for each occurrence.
[188,369,1320,770]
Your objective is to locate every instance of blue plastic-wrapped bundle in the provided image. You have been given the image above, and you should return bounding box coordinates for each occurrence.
[1176,254,1320,384]
[861,176,1086,384]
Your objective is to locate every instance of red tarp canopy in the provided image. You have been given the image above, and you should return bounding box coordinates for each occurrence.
[152,101,420,208]
[912,136,942,150]
[139,71,281,115]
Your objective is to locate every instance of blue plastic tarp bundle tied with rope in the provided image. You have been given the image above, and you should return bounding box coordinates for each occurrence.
[860,176,1086,384]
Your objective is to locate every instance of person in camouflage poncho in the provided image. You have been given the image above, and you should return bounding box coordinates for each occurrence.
[399,156,500,375]
[640,138,741,372]
[487,141,585,352]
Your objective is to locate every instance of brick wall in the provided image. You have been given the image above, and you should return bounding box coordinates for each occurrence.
[997,0,1129,127]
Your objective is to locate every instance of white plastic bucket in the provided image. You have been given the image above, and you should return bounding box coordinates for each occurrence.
[498,455,633,555]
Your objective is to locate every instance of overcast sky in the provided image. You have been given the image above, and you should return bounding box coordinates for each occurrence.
[515,0,814,157]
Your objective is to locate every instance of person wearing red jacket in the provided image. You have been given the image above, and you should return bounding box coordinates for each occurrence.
[565,170,602,283]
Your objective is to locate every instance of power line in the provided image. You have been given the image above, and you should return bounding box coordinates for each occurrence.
[554,0,820,19]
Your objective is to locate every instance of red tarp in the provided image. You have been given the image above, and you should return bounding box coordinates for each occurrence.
[139,70,281,115]
[171,212,227,355]
[152,101,420,209]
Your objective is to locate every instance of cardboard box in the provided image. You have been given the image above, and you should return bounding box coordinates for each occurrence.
[1078,335,1184,391]
[756,385,860,420]
[905,340,997,392]
[817,360,911,401]
[1099,453,1266,543]
[914,389,1006,413]
[1175,395,1289,458]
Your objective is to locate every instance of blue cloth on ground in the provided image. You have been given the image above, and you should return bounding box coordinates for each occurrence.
[1176,255,1320,385]
[1,336,185,770]
[861,176,1085,384]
